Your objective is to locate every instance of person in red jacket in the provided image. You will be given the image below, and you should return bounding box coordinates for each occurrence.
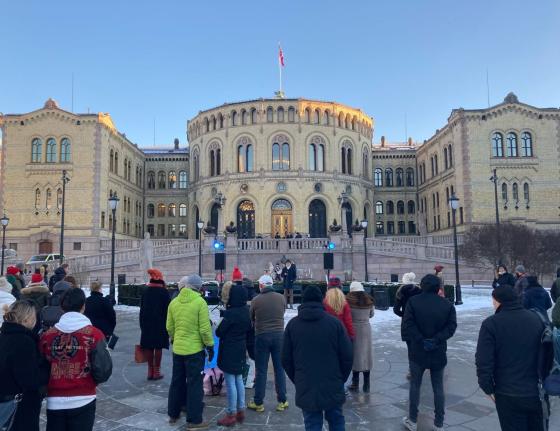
[324,287,355,340]
[40,288,112,431]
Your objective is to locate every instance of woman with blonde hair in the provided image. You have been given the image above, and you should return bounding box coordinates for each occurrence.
[323,287,355,340]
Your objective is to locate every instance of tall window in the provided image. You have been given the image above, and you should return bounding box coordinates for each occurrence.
[387,221,395,235]
[386,201,394,214]
[209,147,221,176]
[123,158,128,180]
[304,108,311,123]
[375,201,383,214]
[376,221,384,235]
[434,155,438,175]
[288,106,295,122]
[385,168,393,187]
[272,135,290,170]
[524,183,530,201]
[157,203,166,217]
[362,150,369,179]
[218,113,224,128]
[267,107,274,122]
[241,109,248,125]
[109,149,114,172]
[237,137,253,172]
[407,200,415,214]
[277,107,284,122]
[251,108,257,124]
[313,109,320,124]
[179,203,187,217]
[506,132,518,157]
[374,168,383,186]
[168,203,176,217]
[114,152,118,174]
[158,171,166,189]
[57,189,63,209]
[46,138,57,163]
[308,136,325,171]
[492,132,504,157]
[512,183,519,202]
[60,138,71,162]
[193,152,199,181]
[397,200,405,214]
[444,147,448,169]
[147,171,155,189]
[168,171,177,189]
[406,167,415,186]
[396,168,404,187]
[448,145,453,167]
[231,111,237,126]
[45,188,52,209]
[147,204,155,218]
[398,221,406,234]
[31,138,42,163]
[35,188,41,208]
[179,171,187,189]
[502,183,508,201]
[341,142,352,174]
[521,132,533,157]
[323,111,330,125]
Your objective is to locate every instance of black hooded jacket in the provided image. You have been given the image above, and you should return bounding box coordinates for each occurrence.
[282,302,353,412]
[48,267,66,291]
[216,284,252,375]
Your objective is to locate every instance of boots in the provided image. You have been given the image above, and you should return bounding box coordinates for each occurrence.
[348,371,359,391]
[152,349,164,380]
[236,410,245,423]
[145,349,154,380]
[363,371,370,393]
[217,413,237,427]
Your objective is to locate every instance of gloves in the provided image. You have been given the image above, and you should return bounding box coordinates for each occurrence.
[423,338,438,352]
[206,345,215,362]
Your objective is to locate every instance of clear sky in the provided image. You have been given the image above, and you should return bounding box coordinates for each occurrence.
[1,0,559,147]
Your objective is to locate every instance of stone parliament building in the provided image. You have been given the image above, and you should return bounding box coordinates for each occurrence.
[0,93,558,281]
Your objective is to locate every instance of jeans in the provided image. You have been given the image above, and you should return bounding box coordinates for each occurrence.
[408,361,445,427]
[224,373,245,414]
[495,394,543,431]
[46,400,96,431]
[168,351,205,424]
[254,331,287,405]
[302,405,345,431]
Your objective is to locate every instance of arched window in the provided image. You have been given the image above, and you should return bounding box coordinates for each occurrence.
[241,109,248,125]
[407,200,415,214]
[434,155,438,175]
[277,107,284,122]
[338,112,344,127]
[147,204,155,218]
[406,168,415,186]
[340,141,352,174]
[124,158,128,180]
[524,183,530,201]
[492,132,504,157]
[506,132,518,157]
[272,135,290,170]
[385,168,394,187]
[502,183,508,201]
[512,183,519,202]
[168,203,176,217]
[46,188,52,209]
[304,108,311,123]
[323,111,330,125]
[35,189,41,208]
[341,148,346,173]
[448,145,453,167]
[109,149,114,172]
[46,138,57,163]
[216,148,221,175]
[443,147,448,169]
[314,109,320,124]
[179,203,187,217]
[114,152,118,174]
[308,199,327,238]
[376,221,384,235]
[397,200,405,214]
[386,201,394,215]
[157,203,166,217]
[251,108,257,124]
[288,106,295,122]
[396,168,404,187]
[246,145,254,172]
[193,152,199,181]
[231,111,237,126]
[168,171,177,189]
[237,137,253,173]
[362,150,369,179]
[351,117,356,131]
[218,113,224,128]
[521,132,533,157]
[267,107,274,123]
[308,136,325,171]
[179,171,187,189]
[128,161,131,181]
[147,171,155,189]
[31,138,42,163]
[212,116,216,130]
[374,168,383,186]
[60,138,71,162]
[237,200,255,239]
[345,114,351,129]
[57,188,63,209]
[158,171,166,189]
[375,201,383,214]
[204,117,209,132]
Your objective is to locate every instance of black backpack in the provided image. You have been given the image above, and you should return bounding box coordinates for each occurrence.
[530,310,556,394]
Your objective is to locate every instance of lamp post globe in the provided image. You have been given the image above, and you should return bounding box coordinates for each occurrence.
[0,213,9,276]
[448,193,462,305]
[108,194,120,302]
[197,221,204,276]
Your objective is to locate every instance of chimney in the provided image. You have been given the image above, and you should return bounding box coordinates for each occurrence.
[174,138,179,150]
[380,135,386,147]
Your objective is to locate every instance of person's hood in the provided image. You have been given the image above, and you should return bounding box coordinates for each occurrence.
[0,277,12,293]
[297,302,325,321]
[54,312,92,333]
[258,286,275,295]
[177,285,202,304]
[21,283,49,295]
[496,301,523,314]
[0,290,16,302]
[54,267,67,276]
[227,284,248,308]
[53,280,72,293]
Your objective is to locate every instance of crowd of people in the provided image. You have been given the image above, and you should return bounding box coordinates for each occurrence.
[1,260,559,431]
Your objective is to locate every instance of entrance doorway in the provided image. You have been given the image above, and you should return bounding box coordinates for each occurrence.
[308,199,327,238]
[271,199,293,237]
[237,200,255,238]
[39,240,53,254]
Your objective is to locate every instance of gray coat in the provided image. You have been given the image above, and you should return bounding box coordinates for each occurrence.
[349,305,374,371]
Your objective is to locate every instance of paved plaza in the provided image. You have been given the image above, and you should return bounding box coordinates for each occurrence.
[40,290,559,430]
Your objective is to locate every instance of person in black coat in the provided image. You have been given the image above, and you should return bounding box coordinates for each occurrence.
[0,301,50,431]
[393,273,422,318]
[282,286,353,431]
[48,264,68,292]
[522,275,552,316]
[215,284,252,426]
[475,285,545,430]
[139,269,170,380]
[282,260,297,309]
[401,274,457,431]
[491,264,516,289]
[84,281,116,339]
[550,268,560,303]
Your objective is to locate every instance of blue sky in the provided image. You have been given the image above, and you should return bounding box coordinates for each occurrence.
[1,0,559,146]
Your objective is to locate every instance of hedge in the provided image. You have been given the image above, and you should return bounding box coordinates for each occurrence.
[118,281,455,308]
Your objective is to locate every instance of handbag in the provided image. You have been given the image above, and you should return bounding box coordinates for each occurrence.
[134,344,146,363]
[107,334,119,350]
[0,394,21,431]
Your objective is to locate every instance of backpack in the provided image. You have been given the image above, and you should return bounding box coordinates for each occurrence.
[530,309,557,396]
[203,368,226,396]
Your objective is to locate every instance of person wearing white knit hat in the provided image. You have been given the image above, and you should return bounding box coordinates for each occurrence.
[394,274,421,318]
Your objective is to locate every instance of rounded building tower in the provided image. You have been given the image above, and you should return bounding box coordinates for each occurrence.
[187,98,374,238]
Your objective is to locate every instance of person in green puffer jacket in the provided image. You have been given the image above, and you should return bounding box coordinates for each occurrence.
[166,274,214,429]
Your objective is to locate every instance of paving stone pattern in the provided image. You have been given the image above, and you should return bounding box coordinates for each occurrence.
[40,298,559,430]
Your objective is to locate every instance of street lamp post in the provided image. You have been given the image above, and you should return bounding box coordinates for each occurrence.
[197,221,204,276]
[361,219,369,282]
[449,193,462,305]
[490,168,501,264]
[59,170,70,265]
[1,213,9,276]
[108,194,120,302]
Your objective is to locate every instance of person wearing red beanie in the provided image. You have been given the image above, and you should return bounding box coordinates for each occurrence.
[232,267,243,282]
